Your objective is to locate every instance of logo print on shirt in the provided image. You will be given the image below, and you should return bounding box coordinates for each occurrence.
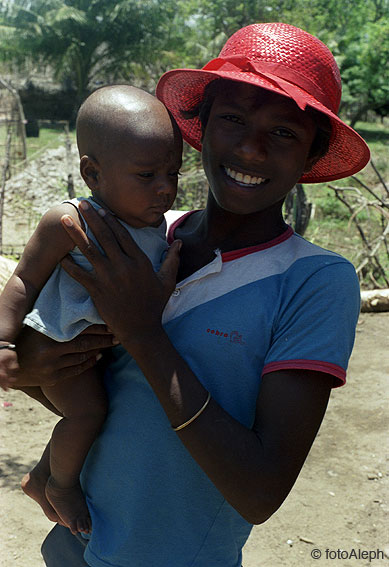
[206,329,245,344]
[229,331,245,344]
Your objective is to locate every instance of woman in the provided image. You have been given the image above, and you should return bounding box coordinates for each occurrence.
[13,23,369,567]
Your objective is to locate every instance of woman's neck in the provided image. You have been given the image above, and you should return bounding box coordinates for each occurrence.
[174,196,289,282]
[193,195,288,253]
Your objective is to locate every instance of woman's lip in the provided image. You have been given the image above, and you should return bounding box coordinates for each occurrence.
[223,166,268,187]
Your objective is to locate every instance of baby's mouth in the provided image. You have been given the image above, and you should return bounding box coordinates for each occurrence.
[224,167,267,187]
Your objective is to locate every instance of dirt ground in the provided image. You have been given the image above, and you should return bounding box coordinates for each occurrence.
[0,312,388,567]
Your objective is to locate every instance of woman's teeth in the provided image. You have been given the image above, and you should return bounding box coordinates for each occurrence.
[225,167,265,186]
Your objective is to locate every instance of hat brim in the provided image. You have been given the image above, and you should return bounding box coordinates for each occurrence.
[156,68,370,184]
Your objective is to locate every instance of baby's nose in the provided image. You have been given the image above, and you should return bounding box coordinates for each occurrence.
[156,176,175,195]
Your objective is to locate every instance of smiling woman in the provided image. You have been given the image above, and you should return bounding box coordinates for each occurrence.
[199,83,320,218]
[10,23,371,567]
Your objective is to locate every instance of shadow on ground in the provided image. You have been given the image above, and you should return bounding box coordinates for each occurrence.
[0,456,38,490]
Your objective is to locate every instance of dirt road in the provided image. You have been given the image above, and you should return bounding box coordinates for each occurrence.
[1,313,388,567]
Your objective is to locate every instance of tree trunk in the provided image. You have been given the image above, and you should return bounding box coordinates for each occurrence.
[284,184,312,236]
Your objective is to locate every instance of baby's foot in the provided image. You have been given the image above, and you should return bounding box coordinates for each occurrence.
[45,476,91,535]
[21,468,62,524]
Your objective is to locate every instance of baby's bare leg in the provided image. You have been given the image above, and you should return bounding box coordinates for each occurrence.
[42,367,107,535]
[21,440,64,524]
[19,388,63,523]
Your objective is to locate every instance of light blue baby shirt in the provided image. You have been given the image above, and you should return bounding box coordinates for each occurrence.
[23,197,168,341]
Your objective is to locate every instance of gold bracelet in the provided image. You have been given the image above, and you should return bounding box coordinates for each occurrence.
[0,343,16,350]
[172,392,211,432]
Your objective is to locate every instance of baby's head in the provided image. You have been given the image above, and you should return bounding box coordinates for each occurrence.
[76,85,182,228]
[157,22,370,183]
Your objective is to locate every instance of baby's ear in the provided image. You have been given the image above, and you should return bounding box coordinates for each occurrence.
[80,155,101,190]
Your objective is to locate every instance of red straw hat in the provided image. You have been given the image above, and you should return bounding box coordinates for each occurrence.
[156,22,370,183]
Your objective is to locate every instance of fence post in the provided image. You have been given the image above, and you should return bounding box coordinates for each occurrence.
[0,129,12,255]
[64,121,75,199]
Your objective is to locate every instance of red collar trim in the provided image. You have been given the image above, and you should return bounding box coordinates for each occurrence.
[167,211,294,261]
[221,226,294,262]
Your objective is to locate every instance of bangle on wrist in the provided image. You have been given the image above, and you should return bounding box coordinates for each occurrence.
[0,342,16,351]
[172,392,211,432]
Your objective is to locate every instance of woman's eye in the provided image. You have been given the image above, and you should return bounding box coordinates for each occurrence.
[138,172,154,178]
[221,114,243,124]
[169,170,182,177]
[273,128,294,138]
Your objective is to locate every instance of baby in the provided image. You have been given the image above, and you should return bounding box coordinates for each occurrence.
[0,85,182,534]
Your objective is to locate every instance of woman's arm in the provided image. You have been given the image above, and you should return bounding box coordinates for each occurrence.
[13,324,116,388]
[60,202,333,524]
[121,332,332,525]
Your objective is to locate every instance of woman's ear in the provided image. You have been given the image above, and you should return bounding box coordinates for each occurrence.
[80,155,101,190]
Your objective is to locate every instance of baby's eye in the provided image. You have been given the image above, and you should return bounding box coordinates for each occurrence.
[138,172,154,178]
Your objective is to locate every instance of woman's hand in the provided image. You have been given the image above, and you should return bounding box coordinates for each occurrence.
[60,201,181,351]
[12,325,115,387]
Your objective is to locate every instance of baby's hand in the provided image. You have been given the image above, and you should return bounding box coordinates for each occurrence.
[0,347,19,391]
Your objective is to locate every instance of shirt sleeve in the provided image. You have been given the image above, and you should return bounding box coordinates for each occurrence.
[262,259,361,387]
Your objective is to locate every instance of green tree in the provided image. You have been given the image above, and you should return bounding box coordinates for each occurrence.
[338,21,389,125]
[1,0,388,124]
[0,0,175,110]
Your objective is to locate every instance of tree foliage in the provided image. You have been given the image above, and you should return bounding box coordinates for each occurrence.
[0,0,388,122]
[338,21,389,125]
[175,0,389,123]
[0,0,177,108]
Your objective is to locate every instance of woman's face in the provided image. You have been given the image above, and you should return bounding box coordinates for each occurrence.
[201,82,318,217]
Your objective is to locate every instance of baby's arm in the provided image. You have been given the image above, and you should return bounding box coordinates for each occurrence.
[0,203,82,390]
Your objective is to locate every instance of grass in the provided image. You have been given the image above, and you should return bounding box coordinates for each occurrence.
[25,125,76,157]
[1,123,76,163]
[1,123,77,183]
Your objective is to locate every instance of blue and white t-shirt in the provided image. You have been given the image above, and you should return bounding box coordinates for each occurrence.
[80,212,360,567]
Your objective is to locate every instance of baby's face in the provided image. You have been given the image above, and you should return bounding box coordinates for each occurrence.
[94,125,182,228]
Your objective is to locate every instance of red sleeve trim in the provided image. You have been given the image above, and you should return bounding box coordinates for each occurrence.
[262,359,346,388]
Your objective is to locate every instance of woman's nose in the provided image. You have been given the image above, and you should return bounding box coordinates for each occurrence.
[236,131,267,161]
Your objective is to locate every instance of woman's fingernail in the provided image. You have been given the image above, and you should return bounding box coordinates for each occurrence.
[62,216,74,227]
[80,200,90,210]
[96,353,103,361]
[98,208,107,217]
[112,338,120,345]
